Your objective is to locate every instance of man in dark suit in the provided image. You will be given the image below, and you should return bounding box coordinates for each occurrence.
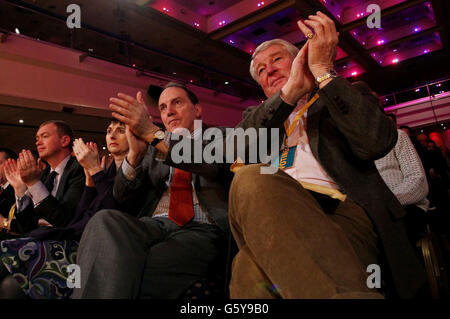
[225,12,425,299]
[0,148,18,219]
[0,120,84,235]
[73,83,230,298]
[0,121,84,298]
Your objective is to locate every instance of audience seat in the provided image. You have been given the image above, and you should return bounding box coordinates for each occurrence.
[416,225,450,298]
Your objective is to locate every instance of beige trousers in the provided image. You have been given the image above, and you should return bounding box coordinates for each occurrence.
[228,164,383,299]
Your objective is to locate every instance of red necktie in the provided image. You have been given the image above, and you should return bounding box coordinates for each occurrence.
[168,169,194,226]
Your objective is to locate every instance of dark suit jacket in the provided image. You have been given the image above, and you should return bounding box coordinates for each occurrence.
[27,162,118,241]
[0,184,15,218]
[237,77,426,298]
[11,156,85,234]
[114,143,231,234]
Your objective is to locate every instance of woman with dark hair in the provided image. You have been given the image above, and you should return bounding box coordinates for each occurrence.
[0,120,129,299]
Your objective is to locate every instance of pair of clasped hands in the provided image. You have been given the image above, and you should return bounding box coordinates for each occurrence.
[3,140,109,198]
[282,11,340,105]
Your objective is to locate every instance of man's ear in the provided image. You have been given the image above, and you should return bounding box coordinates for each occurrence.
[61,136,71,148]
[194,103,202,119]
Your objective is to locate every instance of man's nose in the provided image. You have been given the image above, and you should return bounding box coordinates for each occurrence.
[167,104,177,115]
[266,63,277,76]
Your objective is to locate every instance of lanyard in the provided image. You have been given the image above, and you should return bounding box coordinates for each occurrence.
[283,93,319,137]
[8,203,15,220]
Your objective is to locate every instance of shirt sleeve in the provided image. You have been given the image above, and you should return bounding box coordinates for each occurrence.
[15,192,32,213]
[121,157,138,181]
[27,180,50,207]
[391,130,429,205]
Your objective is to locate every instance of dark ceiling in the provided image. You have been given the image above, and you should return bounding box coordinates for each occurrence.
[0,0,449,101]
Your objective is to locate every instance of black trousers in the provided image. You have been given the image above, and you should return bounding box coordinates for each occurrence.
[72,209,226,299]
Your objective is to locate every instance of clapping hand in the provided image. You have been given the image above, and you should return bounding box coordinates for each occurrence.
[4,158,27,197]
[297,12,339,82]
[73,139,103,177]
[109,91,160,142]
[17,150,45,187]
[125,125,148,168]
[281,41,315,105]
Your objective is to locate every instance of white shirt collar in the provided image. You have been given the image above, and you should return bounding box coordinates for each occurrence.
[50,155,71,176]
[1,181,10,190]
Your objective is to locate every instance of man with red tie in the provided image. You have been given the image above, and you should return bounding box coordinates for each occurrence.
[73,83,231,299]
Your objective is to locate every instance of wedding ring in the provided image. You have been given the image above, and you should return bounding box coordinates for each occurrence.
[307,33,314,39]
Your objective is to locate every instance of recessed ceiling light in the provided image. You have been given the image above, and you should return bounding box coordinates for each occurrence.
[224,81,229,85]
[19,119,24,124]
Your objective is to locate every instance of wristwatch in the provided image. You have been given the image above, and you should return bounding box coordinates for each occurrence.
[150,129,165,147]
[315,70,337,84]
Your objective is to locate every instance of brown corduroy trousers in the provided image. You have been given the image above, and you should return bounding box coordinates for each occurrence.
[228,164,384,299]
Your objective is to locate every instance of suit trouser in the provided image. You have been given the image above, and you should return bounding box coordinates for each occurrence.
[228,164,382,299]
[71,210,225,299]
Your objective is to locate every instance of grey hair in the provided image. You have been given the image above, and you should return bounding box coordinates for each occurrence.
[249,39,299,82]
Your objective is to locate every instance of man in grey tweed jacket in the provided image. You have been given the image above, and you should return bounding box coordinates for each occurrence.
[226,12,425,299]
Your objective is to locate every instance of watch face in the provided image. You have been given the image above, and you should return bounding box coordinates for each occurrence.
[154,130,165,139]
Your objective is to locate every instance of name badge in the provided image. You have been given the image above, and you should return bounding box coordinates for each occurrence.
[277,146,297,170]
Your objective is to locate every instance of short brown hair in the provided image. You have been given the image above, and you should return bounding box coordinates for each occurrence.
[39,120,74,149]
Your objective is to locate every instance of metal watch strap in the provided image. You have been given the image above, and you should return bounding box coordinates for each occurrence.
[316,70,337,84]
